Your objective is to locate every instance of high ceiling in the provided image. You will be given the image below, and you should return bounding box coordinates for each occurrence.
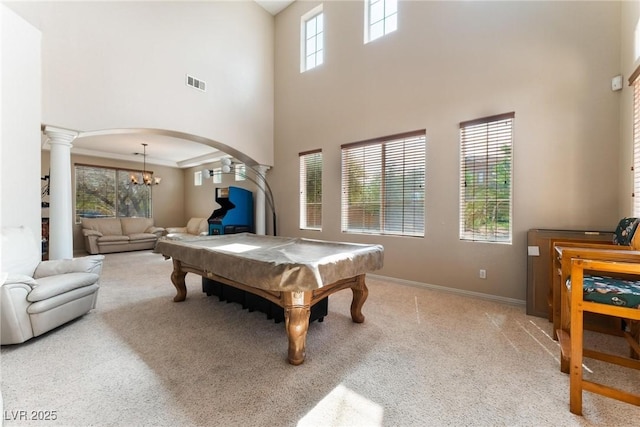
[255,0,294,16]
[42,1,295,170]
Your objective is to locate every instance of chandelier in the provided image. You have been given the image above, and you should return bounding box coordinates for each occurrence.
[131,143,161,186]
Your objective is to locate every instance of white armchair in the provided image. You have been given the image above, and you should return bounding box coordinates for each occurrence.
[1,226,104,345]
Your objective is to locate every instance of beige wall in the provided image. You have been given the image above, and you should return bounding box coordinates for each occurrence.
[620,1,640,216]
[273,1,622,302]
[8,1,275,166]
[1,5,41,240]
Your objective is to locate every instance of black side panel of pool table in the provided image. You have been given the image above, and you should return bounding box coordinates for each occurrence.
[201,277,328,323]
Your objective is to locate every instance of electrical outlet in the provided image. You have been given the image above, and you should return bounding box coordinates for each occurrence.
[479,269,487,279]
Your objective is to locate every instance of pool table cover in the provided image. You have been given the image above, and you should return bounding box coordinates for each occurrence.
[155,233,384,292]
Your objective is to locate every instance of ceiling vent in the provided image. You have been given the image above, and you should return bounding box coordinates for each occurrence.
[186,74,206,92]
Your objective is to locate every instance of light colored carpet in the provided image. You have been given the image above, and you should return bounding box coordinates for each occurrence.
[2,250,640,426]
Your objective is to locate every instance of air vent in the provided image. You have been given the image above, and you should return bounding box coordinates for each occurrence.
[185,74,206,92]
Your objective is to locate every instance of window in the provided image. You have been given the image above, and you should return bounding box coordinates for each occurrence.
[301,5,324,72]
[459,112,514,243]
[365,0,398,43]
[341,130,425,236]
[235,164,246,181]
[631,66,640,216]
[75,164,152,222]
[635,17,640,61]
[300,150,323,230]
[212,167,222,184]
[194,170,202,186]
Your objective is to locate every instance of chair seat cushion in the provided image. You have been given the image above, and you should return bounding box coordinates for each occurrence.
[582,274,640,308]
[27,272,100,302]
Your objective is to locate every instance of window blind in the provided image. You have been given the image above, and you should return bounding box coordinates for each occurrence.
[632,67,640,216]
[341,130,425,236]
[299,150,323,230]
[459,112,514,243]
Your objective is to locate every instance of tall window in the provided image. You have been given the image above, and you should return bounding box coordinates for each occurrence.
[75,165,152,222]
[631,66,640,216]
[365,0,398,43]
[459,112,514,243]
[341,130,425,237]
[301,5,324,72]
[300,150,323,230]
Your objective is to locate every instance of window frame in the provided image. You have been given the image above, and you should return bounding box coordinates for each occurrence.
[341,130,426,237]
[194,170,203,186]
[75,164,153,223]
[458,112,514,244]
[364,0,398,44]
[300,4,324,72]
[299,149,323,231]
[630,65,640,216]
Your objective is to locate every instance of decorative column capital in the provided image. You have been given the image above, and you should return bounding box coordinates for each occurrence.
[43,125,78,146]
[254,164,270,176]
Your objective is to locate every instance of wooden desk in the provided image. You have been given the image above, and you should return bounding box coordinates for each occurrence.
[155,233,384,365]
[527,229,613,318]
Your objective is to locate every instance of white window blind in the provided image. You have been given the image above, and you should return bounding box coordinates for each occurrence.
[459,112,514,243]
[341,130,425,236]
[301,5,324,72]
[632,66,640,217]
[299,150,323,230]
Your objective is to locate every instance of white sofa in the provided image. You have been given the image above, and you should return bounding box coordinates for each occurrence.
[1,226,104,345]
[80,217,164,254]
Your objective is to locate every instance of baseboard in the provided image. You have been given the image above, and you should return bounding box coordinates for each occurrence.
[367,273,526,307]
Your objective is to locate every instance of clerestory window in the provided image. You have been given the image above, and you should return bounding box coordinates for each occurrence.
[301,5,324,72]
[364,0,398,43]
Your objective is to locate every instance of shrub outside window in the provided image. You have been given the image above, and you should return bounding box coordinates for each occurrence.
[75,164,152,222]
[341,130,425,237]
[300,150,322,230]
[459,112,514,243]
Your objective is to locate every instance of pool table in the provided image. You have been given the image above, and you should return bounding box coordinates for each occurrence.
[155,233,384,365]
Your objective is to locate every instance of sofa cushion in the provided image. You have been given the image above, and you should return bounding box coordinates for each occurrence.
[120,217,154,235]
[82,218,123,236]
[98,235,129,243]
[612,217,640,246]
[128,233,158,242]
[27,272,100,302]
[1,226,40,277]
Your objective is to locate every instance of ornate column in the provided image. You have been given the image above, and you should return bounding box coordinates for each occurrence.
[43,125,78,259]
[254,165,269,235]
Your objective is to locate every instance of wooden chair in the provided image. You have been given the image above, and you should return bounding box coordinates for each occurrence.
[557,257,640,415]
[551,218,640,337]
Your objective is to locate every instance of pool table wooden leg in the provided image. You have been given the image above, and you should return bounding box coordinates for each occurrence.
[350,274,368,323]
[284,291,311,365]
[171,259,188,302]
